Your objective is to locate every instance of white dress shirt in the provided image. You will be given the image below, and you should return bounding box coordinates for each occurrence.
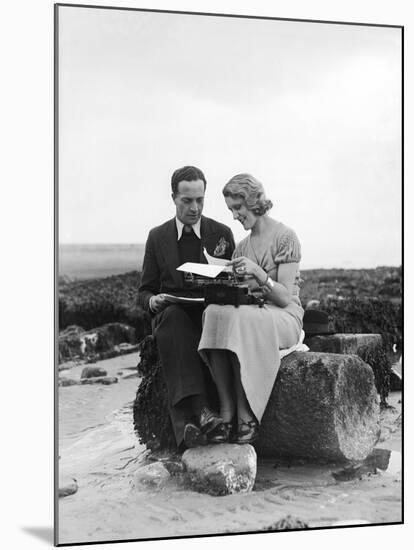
[175,217,201,240]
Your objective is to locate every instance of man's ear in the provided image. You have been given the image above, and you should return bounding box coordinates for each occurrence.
[171,192,176,203]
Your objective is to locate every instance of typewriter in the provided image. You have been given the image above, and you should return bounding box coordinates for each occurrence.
[184,270,264,307]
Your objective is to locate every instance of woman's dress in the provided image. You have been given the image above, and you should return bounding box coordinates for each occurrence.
[198,221,304,423]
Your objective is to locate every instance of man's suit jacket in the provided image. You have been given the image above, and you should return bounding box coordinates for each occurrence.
[138,216,235,312]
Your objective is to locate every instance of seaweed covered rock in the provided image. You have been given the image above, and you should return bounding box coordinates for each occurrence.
[264,516,309,531]
[304,333,391,404]
[133,336,176,451]
[59,322,136,363]
[59,271,152,341]
[182,444,256,496]
[256,351,380,461]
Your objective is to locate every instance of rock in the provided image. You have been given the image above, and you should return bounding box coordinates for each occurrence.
[133,339,176,451]
[304,333,391,405]
[264,515,309,530]
[132,462,170,488]
[80,376,118,385]
[256,352,380,461]
[81,366,107,379]
[58,326,86,362]
[59,322,136,363]
[58,377,79,387]
[182,444,256,496]
[59,477,78,498]
[304,333,382,355]
[161,459,185,476]
[133,339,381,460]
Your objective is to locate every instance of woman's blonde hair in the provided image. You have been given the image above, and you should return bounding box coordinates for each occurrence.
[222,173,273,216]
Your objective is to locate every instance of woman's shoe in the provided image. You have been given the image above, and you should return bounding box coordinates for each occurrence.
[208,421,233,444]
[235,420,259,444]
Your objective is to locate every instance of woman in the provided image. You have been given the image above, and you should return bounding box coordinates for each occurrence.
[198,173,304,444]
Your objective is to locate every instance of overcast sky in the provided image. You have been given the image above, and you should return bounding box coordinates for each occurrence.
[58,6,401,269]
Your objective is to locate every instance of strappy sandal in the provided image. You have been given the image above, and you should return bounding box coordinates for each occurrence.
[208,421,234,444]
[235,420,259,444]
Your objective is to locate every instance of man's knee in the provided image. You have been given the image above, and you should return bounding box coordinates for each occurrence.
[155,305,195,330]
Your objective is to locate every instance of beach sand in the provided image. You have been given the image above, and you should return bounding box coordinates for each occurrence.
[57,353,402,545]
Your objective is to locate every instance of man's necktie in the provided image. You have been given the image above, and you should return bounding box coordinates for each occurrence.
[183,224,193,235]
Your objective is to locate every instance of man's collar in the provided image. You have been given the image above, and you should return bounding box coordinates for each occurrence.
[175,217,201,240]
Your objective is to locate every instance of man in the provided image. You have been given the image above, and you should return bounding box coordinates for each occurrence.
[138,166,235,449]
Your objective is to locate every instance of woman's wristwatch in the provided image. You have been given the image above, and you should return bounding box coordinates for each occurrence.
[261,275,275,293]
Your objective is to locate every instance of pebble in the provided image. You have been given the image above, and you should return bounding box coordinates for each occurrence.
[81,366,107,379]
[132,462,170,488]
[59,477,78,498]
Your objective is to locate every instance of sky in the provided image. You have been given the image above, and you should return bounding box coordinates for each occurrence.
[58,6,402,269]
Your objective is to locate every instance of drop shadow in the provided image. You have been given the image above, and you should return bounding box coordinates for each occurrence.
[21,526,54,545]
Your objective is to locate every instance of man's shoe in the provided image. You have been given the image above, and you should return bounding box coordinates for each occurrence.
[184,422,208,449]
[199,407,223,434]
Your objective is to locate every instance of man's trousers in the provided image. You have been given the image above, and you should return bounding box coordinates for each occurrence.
[153,304,216,446]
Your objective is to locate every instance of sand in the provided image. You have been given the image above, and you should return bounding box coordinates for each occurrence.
[57,353,402,545]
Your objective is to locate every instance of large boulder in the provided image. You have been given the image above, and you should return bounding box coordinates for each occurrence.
[182,443,256,496]
[256,352,380,461]
[304,333,391,405]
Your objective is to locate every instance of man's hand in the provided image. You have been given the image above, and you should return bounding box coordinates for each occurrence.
[149,294,168,314]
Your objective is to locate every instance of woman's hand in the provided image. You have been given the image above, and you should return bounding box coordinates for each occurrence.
[227,256,267,284]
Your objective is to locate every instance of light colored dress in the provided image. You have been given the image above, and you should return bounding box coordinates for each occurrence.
[198,220,304,423]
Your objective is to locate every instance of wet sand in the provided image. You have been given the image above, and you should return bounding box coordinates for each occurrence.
[57,353,402,545]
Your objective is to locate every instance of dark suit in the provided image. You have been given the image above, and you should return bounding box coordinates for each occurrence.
[138,216,235,446]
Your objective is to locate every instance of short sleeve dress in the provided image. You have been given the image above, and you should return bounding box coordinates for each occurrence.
[198,221,304,423]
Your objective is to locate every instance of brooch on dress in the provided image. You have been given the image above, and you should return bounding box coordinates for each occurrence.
[213,237,229,257]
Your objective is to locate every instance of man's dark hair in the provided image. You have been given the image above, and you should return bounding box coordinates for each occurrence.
[171,166,207,196]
